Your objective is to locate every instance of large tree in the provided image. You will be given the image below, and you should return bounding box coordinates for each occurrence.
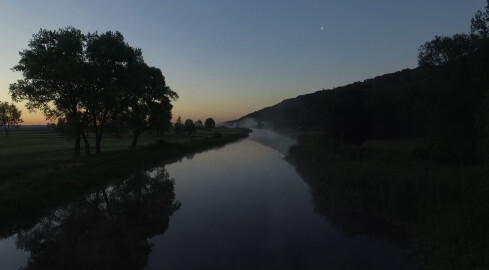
[10,27,176,155]
[85,31,141,153]
[10,27,87,156]
[123,63,178,147]
[0,101,23,137]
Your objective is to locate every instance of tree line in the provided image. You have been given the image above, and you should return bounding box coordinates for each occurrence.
[173,116,215,135]
[239,1,489,162]
[9,27,178,156]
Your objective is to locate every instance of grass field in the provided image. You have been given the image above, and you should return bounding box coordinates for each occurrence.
[0,127,250,235]
[0,127,243,161]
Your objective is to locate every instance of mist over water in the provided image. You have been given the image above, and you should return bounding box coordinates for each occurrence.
[146,130,418,269]
[248,128,296,155]
[0,130,418,270]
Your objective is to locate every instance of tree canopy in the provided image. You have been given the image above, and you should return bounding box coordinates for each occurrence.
[0,101,23,137]
[418,1,489,67]
[184,119,196,135]
[10,27,177,155]
[124,63,178,147]
[205,118,215,129]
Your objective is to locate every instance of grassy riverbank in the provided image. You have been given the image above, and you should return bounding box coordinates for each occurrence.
[287,133,489,270]
[0,128,250,235]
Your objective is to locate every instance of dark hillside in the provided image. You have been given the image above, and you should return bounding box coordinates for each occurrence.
[230,30,489,162]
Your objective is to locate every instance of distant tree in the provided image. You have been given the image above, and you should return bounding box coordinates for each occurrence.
[57,118,76,136]
[195,119,203,128]
[0,101,23,137]
[184,119,196,135]
[10,27,87,156]
[174,116,184,134]
[46,123,56,131]
[205,118,215,129]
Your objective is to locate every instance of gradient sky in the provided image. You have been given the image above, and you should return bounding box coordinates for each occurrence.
[0,0,485,124]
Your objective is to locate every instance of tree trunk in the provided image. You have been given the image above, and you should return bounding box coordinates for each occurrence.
[73,108,81,157]
[95,133,102,154]
[95,114,107,154]
[81,132,91,155]
[74,130,81,157]
[131,131,140,147]
[4,125,8,138]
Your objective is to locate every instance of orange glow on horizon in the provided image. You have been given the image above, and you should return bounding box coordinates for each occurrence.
[20,108,250,126]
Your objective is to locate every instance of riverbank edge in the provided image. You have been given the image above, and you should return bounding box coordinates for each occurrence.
[285,132,489,269]
[0,128,251,236]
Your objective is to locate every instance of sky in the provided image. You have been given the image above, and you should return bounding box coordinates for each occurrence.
[0,0,486,125]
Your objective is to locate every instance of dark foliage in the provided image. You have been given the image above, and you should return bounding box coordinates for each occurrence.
[205,117,215,129]
[10,27,177,155]
[184,119,196,135]
[0,101,23,137]
[234,2,489,162]
[174,116,184,134]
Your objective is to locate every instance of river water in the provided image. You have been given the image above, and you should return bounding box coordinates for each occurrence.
[0,129,418,270]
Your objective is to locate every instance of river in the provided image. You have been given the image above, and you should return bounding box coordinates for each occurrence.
[0,129,418,269]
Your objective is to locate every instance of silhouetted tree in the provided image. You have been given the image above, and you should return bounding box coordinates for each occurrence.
[205,117,215,129]
[417,34,474,66]
[0,101,23,137]
[46,123,56,131]
[10,27,176,155]
[184,119,196,135]
[49,118,73,137]
[418,1,489,67]
[174,116,183,134]
[471,0,489,38]
[195,119,203,128]
[10,27,87,156]
[85,31,142,153]
[123,63,178,147]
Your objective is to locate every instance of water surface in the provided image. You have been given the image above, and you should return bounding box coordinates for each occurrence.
[146,130,417,269]
[0,130,418,269]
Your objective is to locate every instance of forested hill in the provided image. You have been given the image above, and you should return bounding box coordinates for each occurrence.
[229,2,489,162]
[231,67,423,135]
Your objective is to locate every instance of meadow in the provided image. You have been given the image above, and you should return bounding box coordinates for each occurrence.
[0,126,250,235]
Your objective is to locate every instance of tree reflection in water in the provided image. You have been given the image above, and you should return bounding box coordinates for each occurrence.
[16,168,180,270]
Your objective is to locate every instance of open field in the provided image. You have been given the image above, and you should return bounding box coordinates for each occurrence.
[0,127,244,162]
[0,127,250,234]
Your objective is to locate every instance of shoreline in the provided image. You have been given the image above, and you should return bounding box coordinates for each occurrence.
[0,128,251,236]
